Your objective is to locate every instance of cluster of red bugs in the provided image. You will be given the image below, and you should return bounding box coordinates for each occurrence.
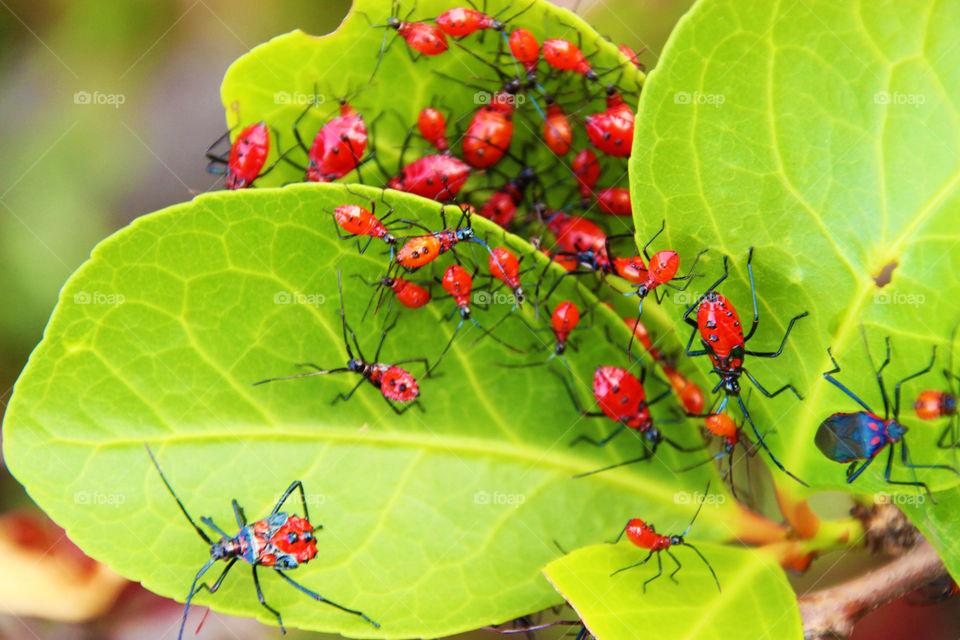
[184,1,960,633]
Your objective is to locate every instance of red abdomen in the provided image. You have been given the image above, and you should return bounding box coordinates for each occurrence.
[270,515,318,564]
[306,112,367,182]
[697,292,744,368]
[625,518,669,550]
[593,366,649,430]
[390,155,470,200]
[227,122,270,189]
[379,365,420,402]
[397,234,445,269]
[463,97,514,168]
[585,113,633,157]
[334,204,386,237]
[398,21,448,55]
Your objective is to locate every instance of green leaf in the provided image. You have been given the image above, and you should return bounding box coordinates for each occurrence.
[544,539,802,640]
[217,0,642,202]
[903,484,960,582]
[3,183,740,638]
[630,0,960,494]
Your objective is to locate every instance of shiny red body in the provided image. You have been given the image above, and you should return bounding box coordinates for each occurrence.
[334,204,389,238]
[226,122,270,189]
[397,231,460,269]
[572,148,600,199]
[480,186,520,228]
[542,38,593,77]
[593,366,651,430]
[635,250,680,295]
[306,103,367,182]
[388,154,470,200]
[546,212,607,257]
[370,363,420,402]
[552,301,580,345]
[463,93,514,168]
[625,518,670,550]
[618,44,642,69]
[543,99,572,155]
[664,363,705,415]
[387,277,431,308]
[696,292,745,372]
[585,112,633,157]
[489,247,521,291]
[418,107,449,152]
[394,20,448,55]
[612,255,647,284]
[442,264,473,309]
[508,28,539,72]
[253,515,318,567]
[435,8,498,36]
[596,187,631,216]
[915,389,957,420]
[605,88,634,121]
[705,413,738,448]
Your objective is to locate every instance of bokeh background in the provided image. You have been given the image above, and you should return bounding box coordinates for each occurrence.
[0,0,957,638]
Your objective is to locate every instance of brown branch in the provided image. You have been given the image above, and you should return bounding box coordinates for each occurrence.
[798,538,948,639]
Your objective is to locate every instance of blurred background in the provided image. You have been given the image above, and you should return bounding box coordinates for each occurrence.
[0,0,956,638]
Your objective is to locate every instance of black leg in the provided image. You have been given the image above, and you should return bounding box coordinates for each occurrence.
[271,480,309,521]
[742,368,804,401]
[274,570,379,627]
[642,551,664,593]
[232,499,247,527]
[822,348,875,414]
[892,347,937,420]
[666,548,682,583]
[332,378,367,405]
[570,424,625,447]
[611,549,654,577]
[252,565,285,633]
[742,311,808,357]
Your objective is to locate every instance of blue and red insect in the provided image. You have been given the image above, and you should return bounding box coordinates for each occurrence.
[610,482,720,593]
[255,272,425,414]
[394,205,501,274]
[817,338,958,498]
[144,444,378,639]
[331,191,415,258]
[683,248,809,485]
[206,122,284,189]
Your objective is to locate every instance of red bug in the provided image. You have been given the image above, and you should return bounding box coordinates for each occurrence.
[394,204,502,275]
[488,246,525,306]
[368,4,448,79]
[601,84,635,121]
[585,112,633,157]
[913,327,959,448]
[206,122,283,189]
[291,99,369,183]
[497,301,583,371]
[542,38,598,81]
[617,43,646,70]
[144,445,377,640]
[622,317,704,414]
[356,274,432,318]
[255,272,426,413]
[572,148,601,201]
[508,27,540,73]
[544,210,608,256]
[558,367,701,470]
[388,154,471,201]
[463,90,515,168]
[479,167,536,228]
[331,191,412,258]
[683,249,809,485]
[434,7,502,37]
[596,187,631,216]
[542,94,573,155]
[610,482,720,593]
[418,107,449,153]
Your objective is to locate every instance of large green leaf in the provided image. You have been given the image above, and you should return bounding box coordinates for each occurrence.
[630,0,960,495]
[3,183,745,638]
[544,539,802,640]
[903,483,960,582]
[218,0,641,233]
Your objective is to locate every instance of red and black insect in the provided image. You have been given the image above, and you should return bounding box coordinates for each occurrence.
[144,444,378,640]
[683,248,808,485]
[369,4,448,79]
[387,153,471,201]
[434,6,502,37]
[355,273,432,320]
[610,482,720,593]
[508,27,540,74]
[542,94,573,155]
[331,190,414,258]
[290,98,370,183]
[596,186,630,216]
[478,167,537,228]
[584,86,635,158]
[394,204,501,274]
[818,338,958,499]
[499,301,585,372]
[417,106,450,153]
[557,366,702,476]
[488,246,526,307]
[571,148,601,202]
[542,38,598,81]
[617,43,646,70]
[914,325,959,448]
[255,272,426,414]
[206,122,286,189]
[462,90,516,168]
[623,317,705,415]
